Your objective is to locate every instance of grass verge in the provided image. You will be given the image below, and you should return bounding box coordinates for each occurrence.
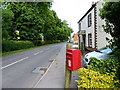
[65,43,73,88]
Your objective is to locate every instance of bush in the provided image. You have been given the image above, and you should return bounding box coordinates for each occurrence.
[2,40,34,52]
[52,40,61,43]
[89,57,120,87]
[32,40,43,46]
[45,41,53,44]
[76,58,120,88]
[89,57,118,74]
[76,68,119,88]
[45,40,61,44]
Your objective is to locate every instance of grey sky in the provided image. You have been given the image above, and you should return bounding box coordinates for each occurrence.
[51,0,99,34]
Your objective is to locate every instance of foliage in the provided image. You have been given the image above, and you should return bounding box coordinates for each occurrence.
[45,40,61,44]
[2,30,10,39]
[89,57,117,74]
[2,2,72,41]
[89,57,120,87]
[52,40,61,43]
[76,68,119,89]
[32,40,44,46]
[2,40,34,52]
[2,8,14,39]
[99,1,120,80]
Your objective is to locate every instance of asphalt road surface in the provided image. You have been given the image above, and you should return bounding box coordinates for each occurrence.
[2,42,66,88]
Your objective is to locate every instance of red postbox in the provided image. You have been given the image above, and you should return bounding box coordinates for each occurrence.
[66,49,81,71]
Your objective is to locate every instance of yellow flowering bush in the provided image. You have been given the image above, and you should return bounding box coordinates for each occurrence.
[76,68,119,88]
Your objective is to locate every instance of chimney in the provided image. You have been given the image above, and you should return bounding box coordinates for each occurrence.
[92,1,95,5]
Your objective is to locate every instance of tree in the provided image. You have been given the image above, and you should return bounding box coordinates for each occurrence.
[2,8,14,39]
[43,10,72,41]
[100,2,120,53]
[6,2,52,40]
[2,2,71,42]
[99,1,120,80]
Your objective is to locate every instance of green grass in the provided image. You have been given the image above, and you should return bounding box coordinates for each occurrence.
[2,44,51,57]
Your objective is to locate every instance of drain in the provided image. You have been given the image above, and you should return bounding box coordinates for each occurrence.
[32,67,47,74]
[40,68,47,72]
[49,60,54,62]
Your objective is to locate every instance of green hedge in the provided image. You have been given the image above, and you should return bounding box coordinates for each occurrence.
[32,40,61,46]
[2,40,62,52]
[32,40,45,46]
[46,40,61,44]
[2,40,34,52]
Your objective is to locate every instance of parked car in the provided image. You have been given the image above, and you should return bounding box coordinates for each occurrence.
[83,48,113,67]
[67,39,74,43]
[72,45,79,49]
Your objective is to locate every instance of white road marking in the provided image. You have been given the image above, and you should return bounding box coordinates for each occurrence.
[1,57,29,69]
[34,52,40,55]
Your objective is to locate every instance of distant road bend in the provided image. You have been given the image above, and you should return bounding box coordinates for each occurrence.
[2,42,66,88]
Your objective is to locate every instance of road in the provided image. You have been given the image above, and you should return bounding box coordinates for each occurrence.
[2,42,66,88]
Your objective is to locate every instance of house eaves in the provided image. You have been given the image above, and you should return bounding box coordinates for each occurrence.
[78,3,96,23]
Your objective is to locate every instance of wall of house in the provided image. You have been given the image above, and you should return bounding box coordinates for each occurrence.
[80,8,95,48]
[96,1,112,49]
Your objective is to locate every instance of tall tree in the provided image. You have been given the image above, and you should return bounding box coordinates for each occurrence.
[2,2,71,41]
[99,2,120,56]
[99,1,120,80]
[6,2,52,40]
[2,8,14,39]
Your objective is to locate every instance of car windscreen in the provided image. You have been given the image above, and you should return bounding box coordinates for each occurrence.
[100,48,112,54]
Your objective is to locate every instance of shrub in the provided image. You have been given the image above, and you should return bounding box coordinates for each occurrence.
[89,57,118,74]
[32,40,43,46]
[2,40,34,52]
[41,41,46,45]
[2,40,15,52]
[89,57,120,87]
[76,68,119,89]
[52,40,61,43]
[45,40,61,44]
[45,41,53,44]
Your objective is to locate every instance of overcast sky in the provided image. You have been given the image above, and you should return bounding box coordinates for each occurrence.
[51,0,99,34]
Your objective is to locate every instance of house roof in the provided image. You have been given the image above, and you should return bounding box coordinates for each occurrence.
[78,3,97,23]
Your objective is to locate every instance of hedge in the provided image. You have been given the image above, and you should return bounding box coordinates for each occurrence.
[76,58,120,88]
[2,40,63,52]
[32,40,45,46]
[2,40,34,52]
[32,40,61,46]
[76,68,118,89]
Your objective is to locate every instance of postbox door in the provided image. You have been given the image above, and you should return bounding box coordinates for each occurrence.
[66,50,73,70]
[68,59,71,67]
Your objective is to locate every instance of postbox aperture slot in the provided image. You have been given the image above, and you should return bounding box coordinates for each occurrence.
[66,53,72,55]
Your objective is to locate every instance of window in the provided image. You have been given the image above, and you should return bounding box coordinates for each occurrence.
[88,13,92,27]
[79,23,81,31]
[88,34,92,47]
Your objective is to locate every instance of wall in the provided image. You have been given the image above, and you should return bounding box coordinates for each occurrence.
[78,0,112,50]
[80,7,95,48]
[96,1,112,49]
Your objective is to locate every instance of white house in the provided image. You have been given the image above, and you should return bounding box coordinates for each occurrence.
[78,0,112,51]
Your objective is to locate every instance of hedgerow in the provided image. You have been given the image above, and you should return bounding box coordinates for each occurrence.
[2,40,34,52]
